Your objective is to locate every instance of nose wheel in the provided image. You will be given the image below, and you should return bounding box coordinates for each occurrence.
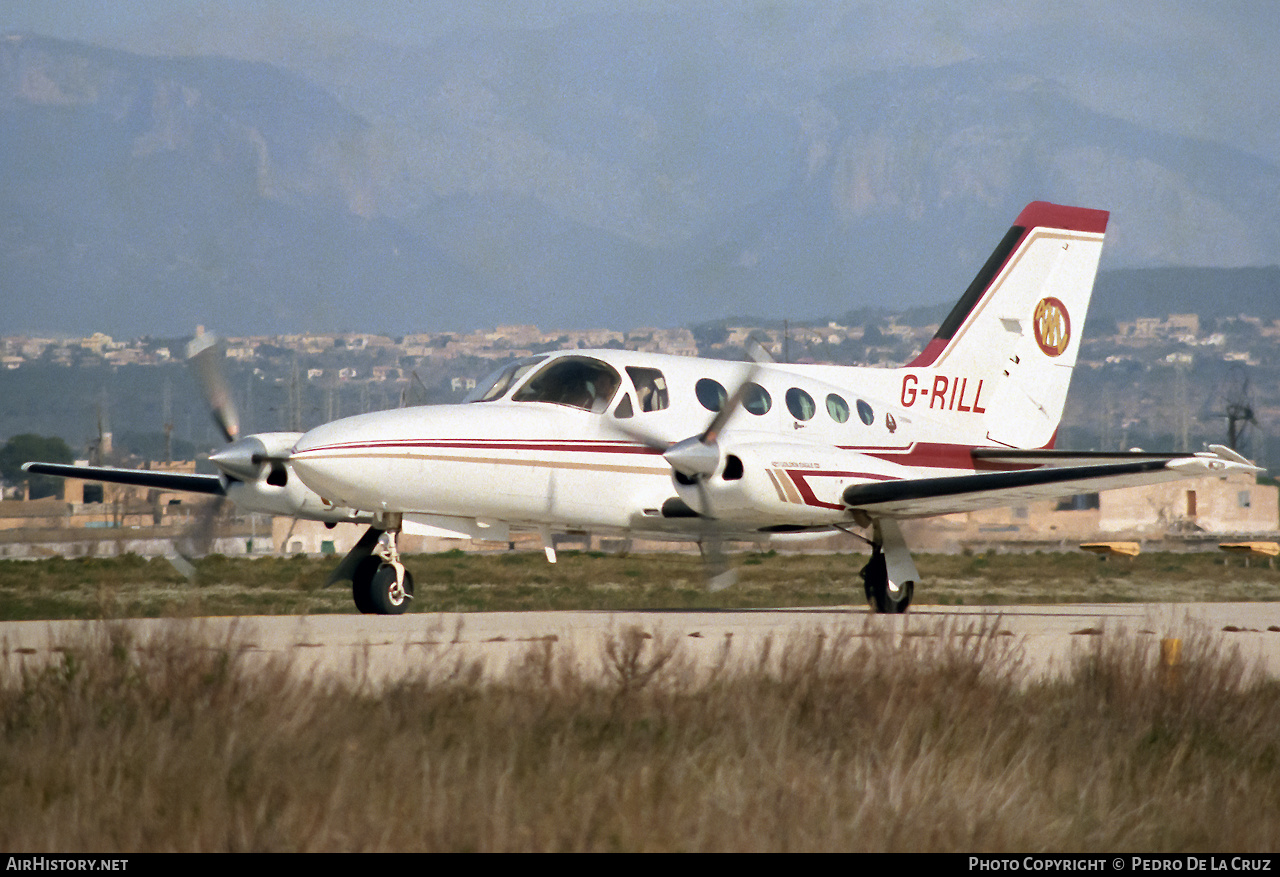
[368,562,414,614]
[350,523,414,615]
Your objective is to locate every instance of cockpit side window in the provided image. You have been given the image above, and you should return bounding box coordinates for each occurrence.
[625,367,670,412]
[512,356,622,413]
[466,356,548,402]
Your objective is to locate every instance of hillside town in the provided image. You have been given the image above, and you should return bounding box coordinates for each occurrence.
[3,309,1279,446]
[4,310,1279,391]
[4,309,1279,373]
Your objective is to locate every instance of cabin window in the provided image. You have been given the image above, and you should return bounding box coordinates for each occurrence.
[786,388,815,421]
[626,367,670,412]
[512,356,622,413]
[856,399,875,425]
[743,383,771,415]
[826,394,850,423]
[696,378,728,412]
[466,356,548,402]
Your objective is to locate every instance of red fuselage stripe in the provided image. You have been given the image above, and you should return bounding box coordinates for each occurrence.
[297,439,663,456]
[837,441,1035,471]
[784,469,897,511]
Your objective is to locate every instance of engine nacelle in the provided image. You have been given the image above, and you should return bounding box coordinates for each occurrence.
[219,432,372,524]
[671,440,884,529]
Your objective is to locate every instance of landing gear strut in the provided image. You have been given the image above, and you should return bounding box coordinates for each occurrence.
[859,518,917,614]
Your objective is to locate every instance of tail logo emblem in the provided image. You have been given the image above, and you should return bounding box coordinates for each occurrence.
[1033,297,1070,357]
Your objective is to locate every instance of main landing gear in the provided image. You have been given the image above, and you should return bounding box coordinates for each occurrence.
[857,518,918,614]
[335,516,414,615]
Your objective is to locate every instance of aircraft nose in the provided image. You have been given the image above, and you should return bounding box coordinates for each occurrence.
[288,421,360,502]
[289,422,329,457]
[289,421,332,463]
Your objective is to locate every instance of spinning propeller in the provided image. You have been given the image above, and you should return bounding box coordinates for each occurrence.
[154,334,238,575]
[188,333,290,485]
[615,339,774,591]
[166,332,290,575]
[187,332,240,444]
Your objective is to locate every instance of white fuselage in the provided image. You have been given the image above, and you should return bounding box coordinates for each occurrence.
[288,350,989,540]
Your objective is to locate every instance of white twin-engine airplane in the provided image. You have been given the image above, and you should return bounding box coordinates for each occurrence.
[26,202,1259,614]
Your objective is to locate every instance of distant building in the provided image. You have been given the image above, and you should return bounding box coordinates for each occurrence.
[1098,472,1275,535]
[905,472,1278,553]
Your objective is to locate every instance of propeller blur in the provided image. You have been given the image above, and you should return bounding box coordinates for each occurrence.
[23,333,373,572]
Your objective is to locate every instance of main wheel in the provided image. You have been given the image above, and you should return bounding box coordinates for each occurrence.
[369,563,414,615]
[351,556,382,614]
[860,552,913,614]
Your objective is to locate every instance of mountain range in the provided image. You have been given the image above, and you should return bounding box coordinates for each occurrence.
[2,30,1278,338]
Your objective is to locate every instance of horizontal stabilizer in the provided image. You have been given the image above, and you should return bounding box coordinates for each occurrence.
[22,462,226,496]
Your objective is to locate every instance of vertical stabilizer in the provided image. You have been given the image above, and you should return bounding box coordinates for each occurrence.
[902,202,1108,449]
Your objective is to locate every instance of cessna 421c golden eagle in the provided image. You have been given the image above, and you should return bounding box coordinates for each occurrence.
[26,202,1259,614]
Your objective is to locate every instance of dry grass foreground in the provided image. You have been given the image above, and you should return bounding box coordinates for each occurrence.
[2,621,1278,852]
[4,549,1280,619]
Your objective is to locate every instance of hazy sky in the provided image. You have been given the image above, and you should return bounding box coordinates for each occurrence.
[7,1,1279,166]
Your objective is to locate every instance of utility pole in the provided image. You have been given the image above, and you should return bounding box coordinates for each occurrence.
[288,356,303,432]
[162,376,174,464]
[1173,362,1189,451]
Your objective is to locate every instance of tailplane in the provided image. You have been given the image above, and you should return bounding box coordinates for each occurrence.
[903,202,1109,449]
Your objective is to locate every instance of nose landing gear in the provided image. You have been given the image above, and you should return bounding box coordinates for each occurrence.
[367,556,413,615]
[342,515,414,615]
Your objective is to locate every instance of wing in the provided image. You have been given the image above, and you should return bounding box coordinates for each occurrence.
[22,462,226,496]
[842,448,1259,518]
[970,443,1256,468]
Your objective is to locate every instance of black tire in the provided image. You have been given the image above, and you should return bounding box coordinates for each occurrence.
[883,580,914,614]
[860,552,913,614]
[351,556,381,614]
[369,564,414,615]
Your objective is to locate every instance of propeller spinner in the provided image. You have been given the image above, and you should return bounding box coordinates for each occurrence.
[617,353,770,591]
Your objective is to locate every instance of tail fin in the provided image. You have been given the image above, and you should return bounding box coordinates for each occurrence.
[904,202,1108,449]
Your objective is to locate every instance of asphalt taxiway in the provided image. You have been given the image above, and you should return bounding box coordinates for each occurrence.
[4,603,1280,687]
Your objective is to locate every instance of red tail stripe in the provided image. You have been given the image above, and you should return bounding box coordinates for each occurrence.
[1015,201,1109,234]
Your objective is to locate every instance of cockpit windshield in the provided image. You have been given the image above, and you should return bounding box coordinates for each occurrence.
[511,356,622,413]
[465,356,548,403]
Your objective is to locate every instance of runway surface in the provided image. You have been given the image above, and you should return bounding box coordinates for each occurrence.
[4,603,1280,686]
